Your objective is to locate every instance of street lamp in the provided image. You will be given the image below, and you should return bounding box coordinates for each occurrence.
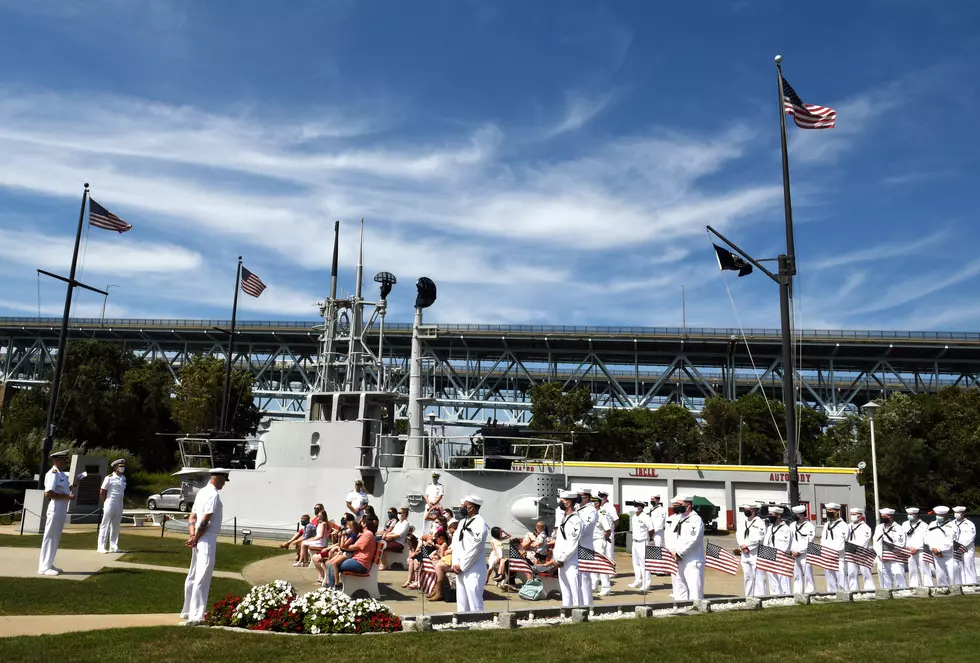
[100,284,119,323]
[863,401,882,523]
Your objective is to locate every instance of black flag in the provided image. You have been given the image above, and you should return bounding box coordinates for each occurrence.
[713,244,753,277]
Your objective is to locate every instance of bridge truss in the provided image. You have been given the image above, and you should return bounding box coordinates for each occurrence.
[2,317,978,426]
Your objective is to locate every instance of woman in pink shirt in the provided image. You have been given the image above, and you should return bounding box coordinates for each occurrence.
[325,516,379,589]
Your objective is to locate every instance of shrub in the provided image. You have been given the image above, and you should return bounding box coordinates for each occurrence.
[204,595,242,626]
[232,580,297,629]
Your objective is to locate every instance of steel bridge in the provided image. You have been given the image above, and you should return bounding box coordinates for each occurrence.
[2,317,978,426]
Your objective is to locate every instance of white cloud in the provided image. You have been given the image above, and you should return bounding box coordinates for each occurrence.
[848,259,980,315]
[546,90,616,137]
[809,229,949,269]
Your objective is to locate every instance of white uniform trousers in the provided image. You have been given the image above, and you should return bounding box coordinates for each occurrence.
[933,555,958,587]
[38,504,68,573]
[652,531,665,547]
[961,547,977,585]
[824,559,845,592]
[846,561,875,590]
[672,558,704,601]
[456,563,486,613]
[591,539,611,590]
[907,551,933,587]
[631,540,651,588]
[767,571,792,596]
[878,560,907,589]
[558,559,582,607]
[740,551,766,597]
[98,499,124,553]
[793,555,815,594]
[181,538,217,621]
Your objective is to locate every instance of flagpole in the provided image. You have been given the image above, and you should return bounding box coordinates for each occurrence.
[37,183,89,488]
[220,256,243,432]
[774,54,801,507]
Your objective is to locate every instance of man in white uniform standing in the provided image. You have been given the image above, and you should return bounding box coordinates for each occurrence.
[845,507,875,590]
[550,491,583,607]
[647,495,667,547]
[592,494,614,596]
[423,472,444,530]
[575,487,598,606]
[820,503,847,592]
[953,506,976,584]
[629,501,653,589]
[181,469,228,624]
[789,505,815,594]
[763,506,793,595]
[665,494,705,601]
[903,507,931,587]
[345,479,369,520]
[927,505,959,586]
[736,503,766,597]
[38,450,77,576]
[451,495,488,613]
[97,459,127,554]
[873,507,907,589]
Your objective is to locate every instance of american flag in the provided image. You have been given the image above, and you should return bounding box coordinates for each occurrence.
[921,549,936,566]
[954,541,967,562]
[805,542,840,572]
[704,543,739,576]
[882,541,912,563]
[644,545,678,576]
[241,266,267,298]
[782,77,837,130]
[420,557,438,595]
[507,541,532,575]
[88,199,132,233]
[757,544,795,578]
[577,545,615,575]
[844,541,877,569]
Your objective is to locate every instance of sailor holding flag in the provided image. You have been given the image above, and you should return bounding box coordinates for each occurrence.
[450,495,488,613]
[550,490,583,607]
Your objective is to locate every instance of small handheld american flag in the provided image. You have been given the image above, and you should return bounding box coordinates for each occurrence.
[577,545,615,575]
[508,541,532,575]
[757,544,795,578]
[704,543,739,576]
[420,557,438,595]
[644,545,678,576]
[921,549,936,566]
[89,199,132,233]
[881,541,911,563]
[954,541,967,562]
[782,77,837,130]
[805,542,840,572]
[844,541,877,569]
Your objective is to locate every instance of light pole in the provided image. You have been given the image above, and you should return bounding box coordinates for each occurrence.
[863,401,881,523]
[100,284,118,323]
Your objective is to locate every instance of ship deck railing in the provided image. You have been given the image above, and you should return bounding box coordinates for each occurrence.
[370,434,567,473]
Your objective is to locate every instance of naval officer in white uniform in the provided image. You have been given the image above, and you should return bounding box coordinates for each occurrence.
[97,459,127,554]
[873,507,907,589]
[820,503,847,592]
[592,494,614,596]
[38,450,78,576]
[181,468,229,624]
[903,507,931,587]
[575,487,598,606]
[789,505,816,594]
[451,495,488,613]
[736,503,766,597]
[927,505,959,586]
[764,506,793,595]
[664,494,705,601]
[550,490,583,607]
[629,501,653,589]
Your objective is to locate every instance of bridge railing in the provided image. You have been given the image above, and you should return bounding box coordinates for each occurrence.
[3,317,980,341]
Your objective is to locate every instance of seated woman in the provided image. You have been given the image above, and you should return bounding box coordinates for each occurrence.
[380,506,411,570]
[383,507,398,533]
[300,514,333,566]
[324,516,380,589]
[426,530,452,601]
[401,533,422,589]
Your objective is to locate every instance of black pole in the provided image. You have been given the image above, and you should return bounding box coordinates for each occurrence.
[775,55,800,506]
[38,183,89,489]
[219,257,243,433]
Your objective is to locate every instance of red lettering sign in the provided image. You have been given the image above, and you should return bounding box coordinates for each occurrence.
[768,472,810,483]
[628,468,659,478]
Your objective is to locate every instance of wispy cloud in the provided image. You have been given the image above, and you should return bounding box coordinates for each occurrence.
[810,229,950,269]
[546,90,617,137]
[848,258,980,315]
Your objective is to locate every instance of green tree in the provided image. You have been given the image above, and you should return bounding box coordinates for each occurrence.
[592,408,657,462]
[528,383,593,432]
[648,404,701,463]
[121,360,178,470]
[172,355,261,435]
[700,396,740,463]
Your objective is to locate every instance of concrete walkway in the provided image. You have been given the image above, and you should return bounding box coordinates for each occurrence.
[0,548,123,580]
[0,614,180,638]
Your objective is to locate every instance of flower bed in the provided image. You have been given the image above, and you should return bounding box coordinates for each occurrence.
[204,581,402,635]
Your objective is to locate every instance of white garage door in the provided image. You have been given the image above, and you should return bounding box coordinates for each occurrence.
[619,478,668,512]
[569,477,613,501]
[734,482,788,532]
[674,480,728,530]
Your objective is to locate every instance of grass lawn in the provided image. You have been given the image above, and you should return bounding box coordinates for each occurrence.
[0,568,251,616]
[1,596,979,662]
[0,531,286,573]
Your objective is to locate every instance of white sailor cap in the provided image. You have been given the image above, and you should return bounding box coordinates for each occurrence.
[672,494,694,503]
[825,502,841,510]
[769,506,784,514]
[558,490,578,500]
[463,494,483,506]
[879,508,895,516]
[905,507,920,514]
[740,503,757,510]
[953,506,967,513]
[933,505,949,515]
[849,507,864,514]
[111,458,126,467]
[50,450,70,459]
[791,505,807,514]
[578,487,593,495]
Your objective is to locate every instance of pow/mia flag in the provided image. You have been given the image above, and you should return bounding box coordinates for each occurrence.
[713,244,753,277]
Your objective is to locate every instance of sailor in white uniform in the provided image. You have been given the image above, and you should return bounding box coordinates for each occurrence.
[37,450,77,576]
[97,459,127,554]
[845,507,875,590]
[423,472,444,531]
[789,505,815,594]
[575,487,598,606]
[820,503,847,592]
[873,507,907,589]
[647,495,667,548]
[629,501,653,589]
[664,494,705,601]
[763,506,793,595]
[953,506,976,584]
[903,507,931,587]
[592,494,614,596]
[451,494,488,613]
[927,505,959,587]
[736,503,766,597]
[181,468,228,624]
[345,479,369,520]
[551,491,583,607]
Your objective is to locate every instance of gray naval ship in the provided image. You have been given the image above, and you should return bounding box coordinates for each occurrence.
[172,221,566,537]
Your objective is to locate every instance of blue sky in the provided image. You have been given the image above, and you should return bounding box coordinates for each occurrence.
[1,0,978,331]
